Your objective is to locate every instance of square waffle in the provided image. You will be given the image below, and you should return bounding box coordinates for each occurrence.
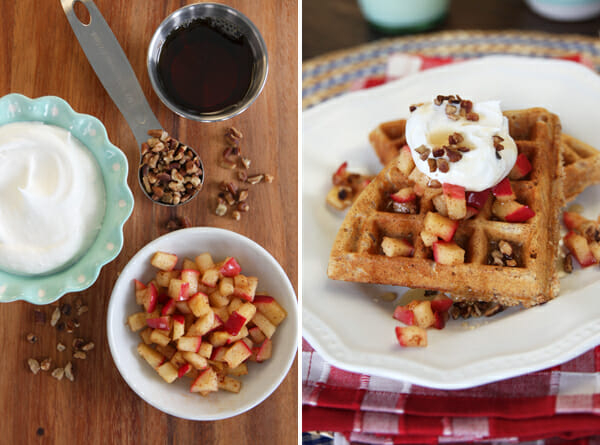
[328,108,564,307]
[369,117,600,202]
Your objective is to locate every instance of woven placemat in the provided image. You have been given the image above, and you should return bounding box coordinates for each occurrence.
[302,30,600,109]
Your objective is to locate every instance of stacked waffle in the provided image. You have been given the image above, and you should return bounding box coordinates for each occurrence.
[328,105,600,307]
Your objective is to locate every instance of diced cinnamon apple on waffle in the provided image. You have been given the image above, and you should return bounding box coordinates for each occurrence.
[562,210,600,267]
[127,251,287,395]
[328,104,564,309]
[326,161,374,210]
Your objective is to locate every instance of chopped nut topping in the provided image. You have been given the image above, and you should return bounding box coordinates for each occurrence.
[564,253,573,273]
[264,174,275,184]
[238,190,249,202]
[466,112,479,121]
[51,367,64,380]
[241,157,251,169]
[447,113,460,121]
[28,358,41,374]
[432,147,445,158]
[427,158,437,172]
[232,210,241,221]
[505,259,517,267]
[451,301,504,319]
[26,333,38,344]
[498,240,513,257]
[56,342,66,352]
[237,202,250,212]
[446,149,462,163]
[445,104,457,115]
[491,250,504,266]
[237,170,248,182]
[437,159,449,173]
[428,179,442,188]
[72,338,85,349]
[415,145,431,161]
[77,305,88,316]
[73,351,87,360]
[50,307,61,327]
[448,132,464,145]
[409,105,417,112]
[456,146,470,153]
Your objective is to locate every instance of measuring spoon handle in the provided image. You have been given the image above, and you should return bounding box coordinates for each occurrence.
[61,0,161,145]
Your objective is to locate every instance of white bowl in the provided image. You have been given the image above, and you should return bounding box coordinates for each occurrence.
[106,228,298,420]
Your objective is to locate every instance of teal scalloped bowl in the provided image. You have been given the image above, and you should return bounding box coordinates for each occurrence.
[0,94,134,304]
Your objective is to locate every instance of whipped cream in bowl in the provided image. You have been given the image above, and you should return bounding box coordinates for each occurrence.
[0,94,133,304]
[406,96,517,191]
[0,122,106,275]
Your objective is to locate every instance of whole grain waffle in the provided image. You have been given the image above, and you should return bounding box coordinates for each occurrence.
[328,108,564,307]
[369,117,600,202]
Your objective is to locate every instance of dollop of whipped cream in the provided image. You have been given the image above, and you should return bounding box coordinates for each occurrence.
[0,122,106,275]
[406,98,517,191]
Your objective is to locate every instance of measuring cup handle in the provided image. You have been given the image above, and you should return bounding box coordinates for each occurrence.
[60,0,162,145]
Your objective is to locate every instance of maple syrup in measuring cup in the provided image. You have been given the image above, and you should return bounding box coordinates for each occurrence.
[147,4,268,122]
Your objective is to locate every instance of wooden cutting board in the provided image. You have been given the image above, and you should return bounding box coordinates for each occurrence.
[0,0,298,443]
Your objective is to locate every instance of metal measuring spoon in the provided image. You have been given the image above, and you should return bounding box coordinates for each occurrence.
[61,0,204,206]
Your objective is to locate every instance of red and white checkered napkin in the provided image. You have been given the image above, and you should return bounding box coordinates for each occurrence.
[303,340,600,444]
[303,54,600,444]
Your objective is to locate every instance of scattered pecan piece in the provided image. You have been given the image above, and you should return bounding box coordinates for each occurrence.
[81,342,95,352]
[247,174,264,185]
[57,342,66,352]
[64,362,75,382]
[40,358,52,372]
[51,368,64,381]
[26,333,38,344]
[215,200,228,217]
[50,307,61,327]
[28,359,41,374]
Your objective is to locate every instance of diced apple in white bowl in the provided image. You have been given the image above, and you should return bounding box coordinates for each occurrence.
[107,228,298,421]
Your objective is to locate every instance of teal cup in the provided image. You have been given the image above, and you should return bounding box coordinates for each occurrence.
[357,0,450,33]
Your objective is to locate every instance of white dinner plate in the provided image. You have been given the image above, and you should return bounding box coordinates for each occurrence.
[302,56,600,389]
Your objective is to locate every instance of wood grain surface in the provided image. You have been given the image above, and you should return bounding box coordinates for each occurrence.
[0,1,298,444]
